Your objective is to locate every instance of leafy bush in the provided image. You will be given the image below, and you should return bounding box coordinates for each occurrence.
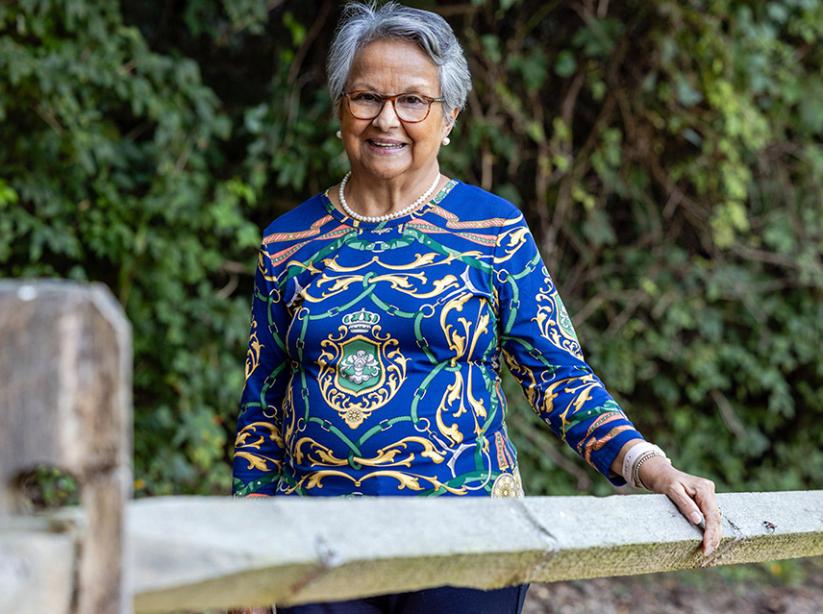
[1,0,820,497]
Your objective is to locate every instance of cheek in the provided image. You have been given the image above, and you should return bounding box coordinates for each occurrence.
[342,119,362,136]
[340,111,365,133]
[341,123,371,150]
[408,127,440,150]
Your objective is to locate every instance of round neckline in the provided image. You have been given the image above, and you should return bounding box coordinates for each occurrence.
[321,178,460,229]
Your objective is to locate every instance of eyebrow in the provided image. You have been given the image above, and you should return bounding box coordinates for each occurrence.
[348,81,436,94]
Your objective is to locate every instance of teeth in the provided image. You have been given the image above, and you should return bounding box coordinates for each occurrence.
[371,141,404,148]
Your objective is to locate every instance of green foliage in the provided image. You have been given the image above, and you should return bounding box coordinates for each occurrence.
[16,466,79,511]
[1,0,821,498]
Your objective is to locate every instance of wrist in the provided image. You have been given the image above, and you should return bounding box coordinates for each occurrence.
[637,456,675,491]
[620,441,671,489]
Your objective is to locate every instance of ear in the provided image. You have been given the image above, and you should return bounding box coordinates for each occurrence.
[445,107,460,135]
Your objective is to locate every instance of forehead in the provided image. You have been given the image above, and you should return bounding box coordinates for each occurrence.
[347,38,440,93]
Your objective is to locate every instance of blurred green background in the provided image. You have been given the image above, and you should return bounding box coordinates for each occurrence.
[1,0,821,504]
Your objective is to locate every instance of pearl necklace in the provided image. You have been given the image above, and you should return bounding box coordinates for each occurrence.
[338,171,441,223]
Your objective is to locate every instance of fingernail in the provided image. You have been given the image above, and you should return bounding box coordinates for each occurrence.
[690,511,704,525]
[705,545,715,556]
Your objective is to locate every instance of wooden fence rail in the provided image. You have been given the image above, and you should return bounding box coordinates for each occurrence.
[130,491,823,612]
[1,281,821,614]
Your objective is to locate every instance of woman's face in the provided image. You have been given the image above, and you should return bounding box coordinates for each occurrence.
[339,38,459,184]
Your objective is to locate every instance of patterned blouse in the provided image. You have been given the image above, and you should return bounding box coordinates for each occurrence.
[231,179,645,498]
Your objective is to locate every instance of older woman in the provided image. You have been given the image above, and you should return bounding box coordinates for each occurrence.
[231,2,722,613]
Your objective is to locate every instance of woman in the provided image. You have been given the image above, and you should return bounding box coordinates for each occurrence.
[231,2,722,613]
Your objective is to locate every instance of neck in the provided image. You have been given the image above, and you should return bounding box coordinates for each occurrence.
[344,165,443,217]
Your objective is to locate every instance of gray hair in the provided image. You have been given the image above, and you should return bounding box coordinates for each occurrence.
[327,1,472,122]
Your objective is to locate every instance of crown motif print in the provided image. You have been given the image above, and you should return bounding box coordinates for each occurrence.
[342,308,380,333]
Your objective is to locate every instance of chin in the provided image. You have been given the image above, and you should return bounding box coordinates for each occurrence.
[360,163,414,181]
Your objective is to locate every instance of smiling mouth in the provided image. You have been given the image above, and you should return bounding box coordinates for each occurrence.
[367,139,407,150]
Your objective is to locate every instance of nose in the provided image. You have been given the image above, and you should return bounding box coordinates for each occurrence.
[371,97,402,130]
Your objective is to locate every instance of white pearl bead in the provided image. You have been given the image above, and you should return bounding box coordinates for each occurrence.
[338,171,441,223]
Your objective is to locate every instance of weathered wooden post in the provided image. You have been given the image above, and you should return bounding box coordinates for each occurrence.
[0,280,132,614]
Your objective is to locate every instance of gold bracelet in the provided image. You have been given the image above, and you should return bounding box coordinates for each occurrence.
[633,451,671,489]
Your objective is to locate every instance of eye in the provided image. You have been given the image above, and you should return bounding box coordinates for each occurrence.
[398,94,427,106]
[351,91,381,102]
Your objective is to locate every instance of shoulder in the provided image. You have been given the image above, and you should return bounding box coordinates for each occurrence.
[451,181,525,224]
[260,192,328,245]
[256,192,330,275]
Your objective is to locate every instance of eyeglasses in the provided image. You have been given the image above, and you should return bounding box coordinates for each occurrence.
[342,90,445,123]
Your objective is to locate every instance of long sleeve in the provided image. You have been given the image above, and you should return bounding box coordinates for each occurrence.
[494,212,644,486]
[231,242,292,496]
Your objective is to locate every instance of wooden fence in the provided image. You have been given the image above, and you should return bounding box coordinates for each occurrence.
[1,280,822,613]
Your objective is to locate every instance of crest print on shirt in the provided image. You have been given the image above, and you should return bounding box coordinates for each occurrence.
[318,307,408,428]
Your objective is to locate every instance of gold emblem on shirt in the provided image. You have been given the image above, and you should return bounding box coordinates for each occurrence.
[317,308,407,428]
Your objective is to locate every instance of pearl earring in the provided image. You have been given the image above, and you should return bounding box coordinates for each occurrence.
[336,130,342,139]
[442,136,451,146]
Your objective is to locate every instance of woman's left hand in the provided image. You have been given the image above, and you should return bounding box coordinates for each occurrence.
[637,457,722,556]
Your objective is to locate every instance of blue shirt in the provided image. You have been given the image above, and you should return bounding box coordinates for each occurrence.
[232,179,644,497]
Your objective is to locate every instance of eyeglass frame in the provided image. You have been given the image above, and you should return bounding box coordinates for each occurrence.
[341,90,446,123]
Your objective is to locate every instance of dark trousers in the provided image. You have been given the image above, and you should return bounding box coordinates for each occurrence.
[276,583,530,614]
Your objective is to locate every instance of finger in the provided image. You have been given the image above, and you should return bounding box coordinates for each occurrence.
[664,481,705,529]
[693,482,722,555]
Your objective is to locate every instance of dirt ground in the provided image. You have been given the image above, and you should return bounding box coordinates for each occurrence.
[522,558,823,614]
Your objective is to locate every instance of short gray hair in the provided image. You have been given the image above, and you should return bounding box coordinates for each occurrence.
[327,1,472,121]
